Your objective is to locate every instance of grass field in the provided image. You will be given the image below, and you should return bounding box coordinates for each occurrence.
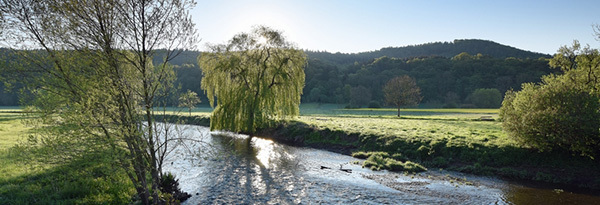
[0,112,133,204]
[296,115,512,148]
[183,103,499,119]
[299,103,498,116]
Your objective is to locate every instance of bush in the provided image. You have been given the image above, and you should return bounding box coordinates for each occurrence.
[500,76,600,158]
[159,172,191,203]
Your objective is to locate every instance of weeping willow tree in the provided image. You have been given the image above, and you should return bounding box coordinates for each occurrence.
[199,26,306,133]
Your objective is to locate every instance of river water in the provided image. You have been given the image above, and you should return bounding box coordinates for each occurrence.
[162,124,600,204]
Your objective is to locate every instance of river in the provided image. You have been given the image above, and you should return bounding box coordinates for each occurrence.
[161,124,600,204]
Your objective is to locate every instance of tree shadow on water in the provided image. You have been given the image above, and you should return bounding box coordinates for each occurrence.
[200,134,298,204]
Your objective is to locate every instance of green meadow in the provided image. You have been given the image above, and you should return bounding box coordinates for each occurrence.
[0,112,134,204]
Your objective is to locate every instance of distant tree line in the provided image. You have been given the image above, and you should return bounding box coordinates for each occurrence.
[1,40,555,108]
[303,53,554,108]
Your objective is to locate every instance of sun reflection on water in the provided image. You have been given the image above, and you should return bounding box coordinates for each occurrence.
[252,137,275,169]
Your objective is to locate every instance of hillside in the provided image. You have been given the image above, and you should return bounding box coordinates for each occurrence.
[306,39,551,65]
[0,40,555,107]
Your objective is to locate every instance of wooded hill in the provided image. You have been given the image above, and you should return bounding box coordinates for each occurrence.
[0,39,556,108]
[305,39,550,66]
[303,39,554,108]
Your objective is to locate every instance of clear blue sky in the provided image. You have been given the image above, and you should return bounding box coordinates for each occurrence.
[191,0,600,54]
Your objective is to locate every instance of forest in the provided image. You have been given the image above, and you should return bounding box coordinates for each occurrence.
[0,39,555,108]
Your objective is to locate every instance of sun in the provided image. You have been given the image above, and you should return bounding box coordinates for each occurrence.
[257,36,268,46]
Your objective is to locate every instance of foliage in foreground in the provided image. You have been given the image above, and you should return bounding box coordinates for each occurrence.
[1,0,198,203]
[500,78,600,157]
[500,41,600,158]
[199,26,307,133]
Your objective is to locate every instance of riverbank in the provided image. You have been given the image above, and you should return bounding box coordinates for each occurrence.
[171,114,600,192]
[2,111,599,203]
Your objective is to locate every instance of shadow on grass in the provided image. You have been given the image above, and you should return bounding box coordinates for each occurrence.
[0,113,26,123]
[0,147,134,204]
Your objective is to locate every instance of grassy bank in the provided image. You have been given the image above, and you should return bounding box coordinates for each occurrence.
[257,107,600,190]
[0,112,134,204]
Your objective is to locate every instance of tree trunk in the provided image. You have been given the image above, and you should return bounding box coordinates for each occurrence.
[397,105,401,117]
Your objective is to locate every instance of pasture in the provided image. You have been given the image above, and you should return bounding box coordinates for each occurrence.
[0,112,133,204]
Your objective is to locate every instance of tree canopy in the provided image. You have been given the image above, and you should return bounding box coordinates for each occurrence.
[198,26,307,133]
[500,40,600,158]
[0,0,197,203]
[179,90,201,116]
[383,75,422,116]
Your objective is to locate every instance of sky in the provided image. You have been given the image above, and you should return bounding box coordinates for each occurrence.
[191,0,600,55]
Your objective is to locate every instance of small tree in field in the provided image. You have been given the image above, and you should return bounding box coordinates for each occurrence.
[383,75,422,117]
[198,26,307,133]
[179,90,201,116]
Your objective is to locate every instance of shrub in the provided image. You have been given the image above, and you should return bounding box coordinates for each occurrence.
[159,172,191,203]
[500,77,600,158]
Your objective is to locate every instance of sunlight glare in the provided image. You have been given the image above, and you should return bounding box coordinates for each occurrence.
[257,36,268,46]
[253,137,275,169]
